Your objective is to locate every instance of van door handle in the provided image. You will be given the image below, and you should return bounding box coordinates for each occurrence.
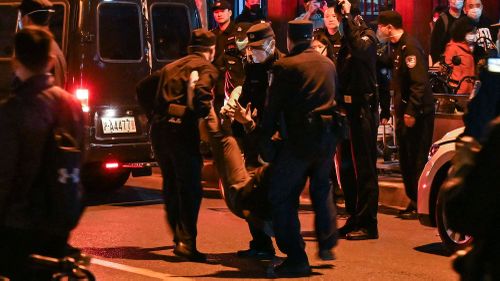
[81,31,95,43]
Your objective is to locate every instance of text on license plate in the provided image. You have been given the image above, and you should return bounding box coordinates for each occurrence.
[101,117,137,134]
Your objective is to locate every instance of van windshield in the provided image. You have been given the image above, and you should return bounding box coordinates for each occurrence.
[151,3,191,61]
[98,3,143,62]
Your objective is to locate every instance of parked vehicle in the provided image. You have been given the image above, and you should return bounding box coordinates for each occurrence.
[417,127,473,252]
[0,0,202,190]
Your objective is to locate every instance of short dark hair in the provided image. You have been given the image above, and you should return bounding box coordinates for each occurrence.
[18,0,54,26]
[451,17,475,42]
[26,10,53,26]
[14,26,53,73]
[312,30,335,61]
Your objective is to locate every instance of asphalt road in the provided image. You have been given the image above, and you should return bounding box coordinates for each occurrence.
[69,174,459,280]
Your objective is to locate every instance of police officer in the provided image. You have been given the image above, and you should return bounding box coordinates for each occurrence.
[18,0,67,88]
[211,0,240,112]
[223,22,283,260]
[333,0,380,240]
[149,29,218,262]
[376,11,435,218]
[260,20,338,277]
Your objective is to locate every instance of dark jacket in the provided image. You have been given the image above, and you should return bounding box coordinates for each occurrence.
[239,50,284,123]
[212,22,239,105]
[235,7,266,24]
[212,21,239,66]
[336,14,377,105]
[155,52,218,121]
[233,49,283,168]
[51,40,67,89]
[463,70,500,140]
[260,46,337,160]
[391,33,434,118]
[430,11,464,64]
[0,74,84,232]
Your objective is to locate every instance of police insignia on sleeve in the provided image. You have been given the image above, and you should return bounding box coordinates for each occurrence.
[405,55,417,69]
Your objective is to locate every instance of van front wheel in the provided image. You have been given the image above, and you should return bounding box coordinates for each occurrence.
[81,163,130,192]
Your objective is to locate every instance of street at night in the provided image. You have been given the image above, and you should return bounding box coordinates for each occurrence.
[69,172,458,280]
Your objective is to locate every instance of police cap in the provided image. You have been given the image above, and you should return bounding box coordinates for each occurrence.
[377,10,403,28]
[212,0,232,11]
[246,22,275,47]
[287,20,313,42]
[189,28,216,47]
[18,0,54,17]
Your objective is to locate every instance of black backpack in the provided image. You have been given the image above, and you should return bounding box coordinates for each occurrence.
[41,92,84,234]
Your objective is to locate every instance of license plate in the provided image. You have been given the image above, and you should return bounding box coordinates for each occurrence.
[101,117,137,134]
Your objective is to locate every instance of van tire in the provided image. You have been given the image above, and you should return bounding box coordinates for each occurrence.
[81,163,130,191]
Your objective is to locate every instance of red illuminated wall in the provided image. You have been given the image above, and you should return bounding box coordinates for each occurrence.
[396,0,433,53]
[268,0,300,51]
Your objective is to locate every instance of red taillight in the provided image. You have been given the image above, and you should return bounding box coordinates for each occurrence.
[105,162,120,169]
[75,88,89,113]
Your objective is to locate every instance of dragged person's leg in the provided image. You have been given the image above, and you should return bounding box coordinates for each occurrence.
[202,108,271,223]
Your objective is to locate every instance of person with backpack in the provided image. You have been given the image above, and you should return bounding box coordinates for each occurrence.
[430,0,465,65]
[0,26,84,281]
[146,29,218,262]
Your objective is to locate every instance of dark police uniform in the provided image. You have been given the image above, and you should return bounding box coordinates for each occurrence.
[260,20,338,270]
[391,32,434,204]
[335,13,379,239]
[231,23,283,257]
[212,19,239,111]
[148,29,218,260]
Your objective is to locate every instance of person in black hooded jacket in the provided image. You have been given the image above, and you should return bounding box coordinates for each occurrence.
[0,26,84,281]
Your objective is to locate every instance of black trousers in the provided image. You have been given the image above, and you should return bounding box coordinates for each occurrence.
[0,227,68,281]
[151,121,203,249]
[396,112,435,202]
[268,134,337,264]
[340,102,380,230]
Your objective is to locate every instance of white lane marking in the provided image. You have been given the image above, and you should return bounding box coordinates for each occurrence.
[91,258,193,281]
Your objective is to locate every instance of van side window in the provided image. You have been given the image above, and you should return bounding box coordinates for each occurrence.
[49,4,66,52]
[98,2,143,62]
[0,5,18,58]
[151,3,191,61]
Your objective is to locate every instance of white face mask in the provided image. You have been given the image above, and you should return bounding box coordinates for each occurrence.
[250,41,273,64]
[451,0,464,10]
[467,7,482,21]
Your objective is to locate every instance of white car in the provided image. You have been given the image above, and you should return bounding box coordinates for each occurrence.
[417,127,472,252]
